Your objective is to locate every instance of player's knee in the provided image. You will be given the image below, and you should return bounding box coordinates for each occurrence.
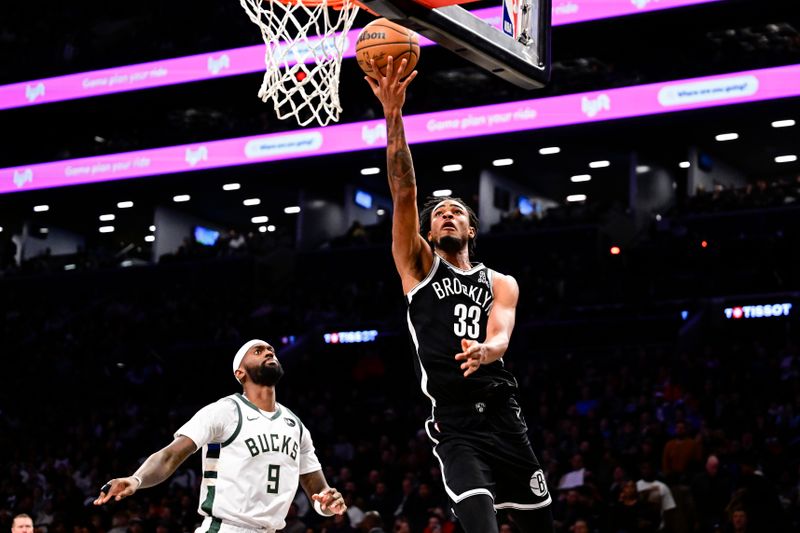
[452,493,499,533]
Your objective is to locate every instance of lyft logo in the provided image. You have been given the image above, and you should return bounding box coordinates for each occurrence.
[208,54,231,75]
[13,168,34,188]
[25,83,45,102]
[362,123,386,145]
[631,0,652,8]
[185,146,208,166]
[581,94,610,117]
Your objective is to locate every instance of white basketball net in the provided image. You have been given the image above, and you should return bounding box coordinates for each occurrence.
[239,0,360,127]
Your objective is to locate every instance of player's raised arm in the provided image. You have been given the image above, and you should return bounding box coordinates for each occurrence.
[365,57,432,290]
[93,435,197,505]
[456,273,520,377]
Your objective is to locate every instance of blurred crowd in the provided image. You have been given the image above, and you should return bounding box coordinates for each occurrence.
[687,177,800,213]
[1,299,798,533]
[1,185,799,533]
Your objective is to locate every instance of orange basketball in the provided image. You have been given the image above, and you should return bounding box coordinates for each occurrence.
[356,18,420,80]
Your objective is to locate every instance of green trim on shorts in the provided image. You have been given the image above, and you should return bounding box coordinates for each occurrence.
[200,486,216,516]
[206,517,222,533]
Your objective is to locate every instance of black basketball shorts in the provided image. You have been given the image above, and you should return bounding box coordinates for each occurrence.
[424,397,552,511]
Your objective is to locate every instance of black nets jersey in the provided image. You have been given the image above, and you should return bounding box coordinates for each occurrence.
[406,254,519,407]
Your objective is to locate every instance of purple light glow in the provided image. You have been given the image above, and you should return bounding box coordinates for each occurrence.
[0,0,724,110]
[2,63,797,195]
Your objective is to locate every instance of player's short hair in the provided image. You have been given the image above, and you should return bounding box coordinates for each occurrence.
[12,515,33,525]
[419,196,479,257]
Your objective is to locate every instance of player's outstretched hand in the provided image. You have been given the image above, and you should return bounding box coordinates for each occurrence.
[455,338,488,377]
[312,487,347,515]
[93,477,140,505]
[364,56,418,115]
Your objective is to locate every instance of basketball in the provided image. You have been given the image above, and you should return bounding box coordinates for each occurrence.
[356,18,420,80]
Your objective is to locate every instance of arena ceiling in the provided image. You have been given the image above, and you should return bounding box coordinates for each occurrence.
[0,0,797,240]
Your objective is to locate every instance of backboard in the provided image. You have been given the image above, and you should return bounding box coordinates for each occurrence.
[359,0,551,89]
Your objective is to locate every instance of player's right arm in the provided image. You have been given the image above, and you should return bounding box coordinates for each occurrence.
[93,436,197,505]
[365,57,433,292]
[94,399,234,505]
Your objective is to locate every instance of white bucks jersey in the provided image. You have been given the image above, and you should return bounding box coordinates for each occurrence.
[185,394,320,531]
[406,255,518,406]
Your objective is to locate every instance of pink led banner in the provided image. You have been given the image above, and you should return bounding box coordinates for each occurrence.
[0,0,724,110]
[2,63,797,194]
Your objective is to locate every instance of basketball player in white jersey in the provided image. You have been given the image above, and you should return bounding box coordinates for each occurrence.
[94,339,346,533]
[366,59,554,532]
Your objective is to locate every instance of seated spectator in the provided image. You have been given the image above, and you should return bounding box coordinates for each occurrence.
[691,455,732,533]
[723,508,748,533]
[662,421,702,484]
[608,480,658,533]
[636,462,676,531]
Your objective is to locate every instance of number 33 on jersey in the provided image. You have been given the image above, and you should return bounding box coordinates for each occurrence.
[406,255,518,405]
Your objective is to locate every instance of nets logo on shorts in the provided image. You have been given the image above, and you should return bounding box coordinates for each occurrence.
[529,469,548,497]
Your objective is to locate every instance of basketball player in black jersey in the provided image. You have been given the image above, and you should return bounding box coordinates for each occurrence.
[365,58,554,533]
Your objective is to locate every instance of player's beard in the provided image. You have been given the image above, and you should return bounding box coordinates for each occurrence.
[247,360,284,386]
[435,234,467,254]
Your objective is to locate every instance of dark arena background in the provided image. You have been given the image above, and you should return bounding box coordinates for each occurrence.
[1,0,799,532]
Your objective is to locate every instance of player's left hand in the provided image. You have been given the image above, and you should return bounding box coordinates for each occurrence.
[312,487,347,515]
[455,339,488,377]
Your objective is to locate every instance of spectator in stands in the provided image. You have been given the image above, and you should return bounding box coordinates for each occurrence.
[724,508,748,533]
[390,516,410,533]
[636,462,676,531]
[608,480,658,533]
[662,422,702,484]
[570,519,589,533]
[728,453,786,531]
[11,515,33,533]
[359,510,386,533]
[692,455,732,532]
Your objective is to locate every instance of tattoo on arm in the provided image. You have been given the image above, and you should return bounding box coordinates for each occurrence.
[387,114,415,190]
